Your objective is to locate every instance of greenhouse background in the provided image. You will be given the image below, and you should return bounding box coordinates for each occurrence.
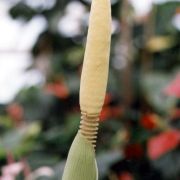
[0,0,180,179]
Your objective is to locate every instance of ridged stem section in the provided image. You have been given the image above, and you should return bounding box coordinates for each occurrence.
[79,112,99,148]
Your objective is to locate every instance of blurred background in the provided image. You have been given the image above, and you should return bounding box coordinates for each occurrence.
[0,0,180,179]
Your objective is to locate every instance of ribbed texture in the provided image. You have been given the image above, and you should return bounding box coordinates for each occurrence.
[79,112,99,147]
[62,133,97,180]
[80,0,112,115]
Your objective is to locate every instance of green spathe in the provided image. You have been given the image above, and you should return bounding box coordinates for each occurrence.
[62,132,98,180]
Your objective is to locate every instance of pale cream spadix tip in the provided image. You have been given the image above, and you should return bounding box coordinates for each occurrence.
[80,0,112,115]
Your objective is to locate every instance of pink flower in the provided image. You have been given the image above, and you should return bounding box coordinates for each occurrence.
[2,162,24,177]
[26,167,54,180]
[0,174,14,180]
[163,73,180,98]
[148,130,180,160]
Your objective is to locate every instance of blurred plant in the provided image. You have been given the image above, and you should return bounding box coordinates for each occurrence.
[0,123,41,159]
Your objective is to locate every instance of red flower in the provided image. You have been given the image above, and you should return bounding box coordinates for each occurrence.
[148,130,180,160]
[100,106,123,121]
[7,103,24,125]
[45,82,69,99]
[118,171,134,180]
[124,144,144,159]
[171,109,180,120]
[100,93,123,121]
[140,114,157,130]
[111,106,123,118]
[100,107,111,121]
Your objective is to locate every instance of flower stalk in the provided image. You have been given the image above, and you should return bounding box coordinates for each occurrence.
[62,0,111,179]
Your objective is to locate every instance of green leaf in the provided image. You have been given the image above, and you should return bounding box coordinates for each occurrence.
[62,133,97,180]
